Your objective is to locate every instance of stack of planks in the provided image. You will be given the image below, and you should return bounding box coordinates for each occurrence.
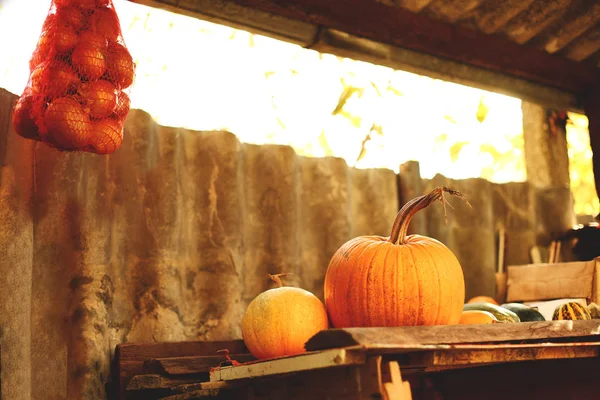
[116,320,600,400]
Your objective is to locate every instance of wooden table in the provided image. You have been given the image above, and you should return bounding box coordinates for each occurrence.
[115,320,600,399]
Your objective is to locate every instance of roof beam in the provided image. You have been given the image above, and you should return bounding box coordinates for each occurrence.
[127,0,598,111]
[216,0,599,94]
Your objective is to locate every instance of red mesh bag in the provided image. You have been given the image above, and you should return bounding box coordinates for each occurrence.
[12,0,135,155]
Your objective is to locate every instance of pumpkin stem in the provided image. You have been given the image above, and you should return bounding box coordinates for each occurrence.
[268,273,289,287]
[389,186,471,245]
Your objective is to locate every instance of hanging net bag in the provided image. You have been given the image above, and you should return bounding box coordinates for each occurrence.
[12,0,135,155]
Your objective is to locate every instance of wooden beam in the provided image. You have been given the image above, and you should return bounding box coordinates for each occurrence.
[305,320,600,351]
[584,87,600,219]
[220,0,599,94]
[128,0,586,111]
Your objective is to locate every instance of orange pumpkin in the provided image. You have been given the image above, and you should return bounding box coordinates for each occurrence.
[242,274,329,360]
[467,296,499,305]
[324,187,467,328]
[459,310,497,325]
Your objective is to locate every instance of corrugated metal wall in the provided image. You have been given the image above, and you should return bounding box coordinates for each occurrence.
[0,88,574,399]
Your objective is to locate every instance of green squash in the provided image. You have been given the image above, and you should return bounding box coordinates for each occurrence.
[500,303,545,322]
[463,302,520,323]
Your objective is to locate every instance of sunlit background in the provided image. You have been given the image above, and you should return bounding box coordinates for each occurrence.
[0,0,597,215]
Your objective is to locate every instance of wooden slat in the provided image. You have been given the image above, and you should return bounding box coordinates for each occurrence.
[126,374,205,391]
[394,0,435,13]
[220,0,599,94]
[401,342,600,371]
[459,0,536,35]
[305,320,600,351]
[158,389,221,399]
[500,0,570,45]
[147,354,256,375]
[563,28,600,62]
[535,2,600,54]
[424,0,484,24]
[115,340,248,400]
[209,348,366,382]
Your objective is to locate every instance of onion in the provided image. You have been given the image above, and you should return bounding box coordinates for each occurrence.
[79,31,107,50]
[30,33,52,70]
[81,79,117,119]
[93,9,120,41]
[29,14,57,69]
[88,118,123,154]
[113,91,130,120]
[31,63,80,99]
[71,42,107,80]
[105,42,134,88]
[44,97,92,149]
[54,24,79,54]
[55,6,84,30]
[12,95,41,140]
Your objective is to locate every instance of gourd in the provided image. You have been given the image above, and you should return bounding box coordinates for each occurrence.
[324,187,467,328]
[587,303,600,319]
[463,302,520,323]
[459,310,498,325]
[552,302,591,321]
[501,303,545,322]
[242,274,329,360]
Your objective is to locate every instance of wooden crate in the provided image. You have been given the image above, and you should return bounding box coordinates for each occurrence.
[114,320,600,400]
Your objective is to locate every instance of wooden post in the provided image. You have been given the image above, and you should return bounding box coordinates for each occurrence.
[583,89,600,220]
[522,101,570,189]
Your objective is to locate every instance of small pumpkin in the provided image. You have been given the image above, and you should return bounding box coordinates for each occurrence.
[242,274,329,360]
[552,302,591,321]
[324,187,467,328]
[467,296,498,305]
[459,310,498,325]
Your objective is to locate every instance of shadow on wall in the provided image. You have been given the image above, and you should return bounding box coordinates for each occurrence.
[0,88,575,400]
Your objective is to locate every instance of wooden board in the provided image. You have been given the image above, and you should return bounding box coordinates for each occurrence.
[146,354,256,375]
[304,320,600,351]
[114,340,249,400]
[399,342,600,372]
[209,348,366,382]
[506,259,596,302]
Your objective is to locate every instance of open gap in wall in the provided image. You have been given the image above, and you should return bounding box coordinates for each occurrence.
[566,113,599,218]
[0,0,595,214]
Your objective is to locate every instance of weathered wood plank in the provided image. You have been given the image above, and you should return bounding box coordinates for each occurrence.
[459,0,536,35]
[147,354,256,375]
[420,357,600,400]
[401,342,600,370]
[158,389,222,399]
[116,340,247,399]
[126,374,205,391]
[533,1,600,54]
[305,320,600,351]
[209,348,366,382]
[424,0,484,24]
[563,28,600,62]
[500,0,571,45]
